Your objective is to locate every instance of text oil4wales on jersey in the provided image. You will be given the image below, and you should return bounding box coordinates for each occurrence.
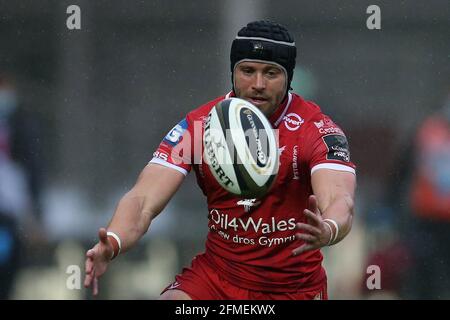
[209,210,296,234]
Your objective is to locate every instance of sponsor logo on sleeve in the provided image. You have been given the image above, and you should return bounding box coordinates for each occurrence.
[314,117,344,135]
[314,120,324,128]
[323,134,351,162]
[313,117,344,135]
[153,151,169,161]
[318,126,344,135]
[163,118,188,146]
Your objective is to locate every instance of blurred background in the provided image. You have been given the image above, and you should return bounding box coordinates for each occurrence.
[0,0,449,299]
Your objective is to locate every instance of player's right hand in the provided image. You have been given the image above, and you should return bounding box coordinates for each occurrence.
[84,227,114,296]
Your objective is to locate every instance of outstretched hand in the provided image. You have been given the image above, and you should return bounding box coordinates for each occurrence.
[292,195,332,256]
[84,228,114,296]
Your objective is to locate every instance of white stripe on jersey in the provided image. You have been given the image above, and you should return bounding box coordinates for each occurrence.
[148,158,189,176]
[311,163,356,175]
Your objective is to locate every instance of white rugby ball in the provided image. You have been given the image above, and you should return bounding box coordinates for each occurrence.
[203,97,279,198]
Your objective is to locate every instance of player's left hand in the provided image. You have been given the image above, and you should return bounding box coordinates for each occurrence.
[84,228,114,296]
[292,195,332,256]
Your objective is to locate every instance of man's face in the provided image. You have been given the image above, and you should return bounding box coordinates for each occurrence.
[234,61,287,117]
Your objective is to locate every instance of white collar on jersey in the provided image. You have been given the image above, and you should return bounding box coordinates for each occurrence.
[224,92,293,127]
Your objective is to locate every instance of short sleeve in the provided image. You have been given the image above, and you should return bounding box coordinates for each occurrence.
[149,115,195,176]
[305,114,356,175]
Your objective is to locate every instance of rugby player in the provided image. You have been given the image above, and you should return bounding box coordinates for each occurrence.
[84,20,356,300]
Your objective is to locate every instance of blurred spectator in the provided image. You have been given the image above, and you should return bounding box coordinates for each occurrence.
[407,92,450,299]
[0,73,44,299]
[364,92,450,299]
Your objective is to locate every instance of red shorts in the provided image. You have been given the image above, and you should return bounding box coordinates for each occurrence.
[161,254,328,300]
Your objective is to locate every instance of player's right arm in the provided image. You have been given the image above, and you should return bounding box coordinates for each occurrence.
[84,163,186,295]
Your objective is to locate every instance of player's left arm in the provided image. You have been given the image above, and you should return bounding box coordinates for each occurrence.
[292,169,356,255]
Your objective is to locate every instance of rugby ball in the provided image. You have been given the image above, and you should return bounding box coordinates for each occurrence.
[203,97,279,198]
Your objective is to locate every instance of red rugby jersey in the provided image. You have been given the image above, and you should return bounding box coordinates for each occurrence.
[150,92,356,292]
